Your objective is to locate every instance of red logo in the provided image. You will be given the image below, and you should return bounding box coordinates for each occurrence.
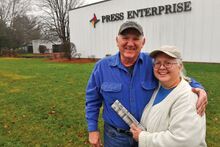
[90,14,100,28]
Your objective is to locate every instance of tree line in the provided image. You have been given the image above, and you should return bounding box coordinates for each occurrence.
[0,0,40,50]
[0,0,84,58]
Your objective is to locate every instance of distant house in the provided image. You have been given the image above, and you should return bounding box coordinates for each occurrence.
[32,40,62,54]
[21,43,33,53]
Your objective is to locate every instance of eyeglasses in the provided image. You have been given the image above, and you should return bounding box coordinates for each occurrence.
[153,61,178,69]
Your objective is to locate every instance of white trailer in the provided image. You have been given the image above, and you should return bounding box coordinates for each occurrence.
[69,0,220,63]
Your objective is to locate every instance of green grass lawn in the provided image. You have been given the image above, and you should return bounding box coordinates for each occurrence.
[0,58,219,146]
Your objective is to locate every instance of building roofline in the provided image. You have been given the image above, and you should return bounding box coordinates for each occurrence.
[69,0,112,11]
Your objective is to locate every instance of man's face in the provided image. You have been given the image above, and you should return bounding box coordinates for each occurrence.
[116,29,145,65]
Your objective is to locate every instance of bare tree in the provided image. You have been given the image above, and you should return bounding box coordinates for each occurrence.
[0,0,31,26]
[39,0,84,58]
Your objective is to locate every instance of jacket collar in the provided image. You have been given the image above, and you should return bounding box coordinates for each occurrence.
[109,52,144,67]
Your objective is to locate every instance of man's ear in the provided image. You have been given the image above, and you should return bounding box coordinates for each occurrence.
[143,37,146,45]
[116,36,119,47]
[142,37,146,46]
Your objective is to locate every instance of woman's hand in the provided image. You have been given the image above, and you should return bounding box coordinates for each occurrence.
[130,123,143,141]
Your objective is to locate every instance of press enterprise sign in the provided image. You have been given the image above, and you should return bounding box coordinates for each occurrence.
[90,1,192,27]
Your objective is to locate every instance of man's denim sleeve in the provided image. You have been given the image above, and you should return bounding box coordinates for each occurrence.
[85,64,102,132]
[189,78,204,89]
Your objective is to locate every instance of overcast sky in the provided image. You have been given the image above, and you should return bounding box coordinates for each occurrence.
[27,0,102,16]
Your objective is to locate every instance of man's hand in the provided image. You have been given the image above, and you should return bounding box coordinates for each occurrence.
[130,123,142,141]
[192,88,208,116]
[89,131,102,147]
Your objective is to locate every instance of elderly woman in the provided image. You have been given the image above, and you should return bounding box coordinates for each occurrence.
[130,45,207,147]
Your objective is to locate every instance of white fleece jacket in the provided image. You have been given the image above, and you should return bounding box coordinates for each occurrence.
[139,79,207,147]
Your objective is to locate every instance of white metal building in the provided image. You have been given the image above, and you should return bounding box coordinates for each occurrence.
[69,0,220,63]
[32,40,61,54]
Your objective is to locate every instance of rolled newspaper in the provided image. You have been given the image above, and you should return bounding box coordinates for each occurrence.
[111,100,145,130]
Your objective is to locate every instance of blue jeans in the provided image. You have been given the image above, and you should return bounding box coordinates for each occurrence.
[104,123,138,147]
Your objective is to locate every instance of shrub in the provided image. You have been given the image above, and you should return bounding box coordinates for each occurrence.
[0,48,17,57]
[15,48,27,54]
[39,45,47,54]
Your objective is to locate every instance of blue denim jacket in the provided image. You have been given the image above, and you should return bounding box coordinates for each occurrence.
[86,52,157,131]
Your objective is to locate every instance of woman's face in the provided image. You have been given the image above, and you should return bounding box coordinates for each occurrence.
[153,53,182,88]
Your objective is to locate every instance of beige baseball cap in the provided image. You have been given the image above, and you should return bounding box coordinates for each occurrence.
[118,21,144,36]
[150,45,182,59]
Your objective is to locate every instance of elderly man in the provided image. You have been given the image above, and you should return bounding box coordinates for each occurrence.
[85,21,207,147]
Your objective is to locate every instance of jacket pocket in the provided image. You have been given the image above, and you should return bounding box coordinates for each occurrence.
[100,82,122,103]
[141,81,157,91]
[101,82,122,92]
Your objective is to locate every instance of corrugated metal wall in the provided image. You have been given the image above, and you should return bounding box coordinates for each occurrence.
[69,0,220,63]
